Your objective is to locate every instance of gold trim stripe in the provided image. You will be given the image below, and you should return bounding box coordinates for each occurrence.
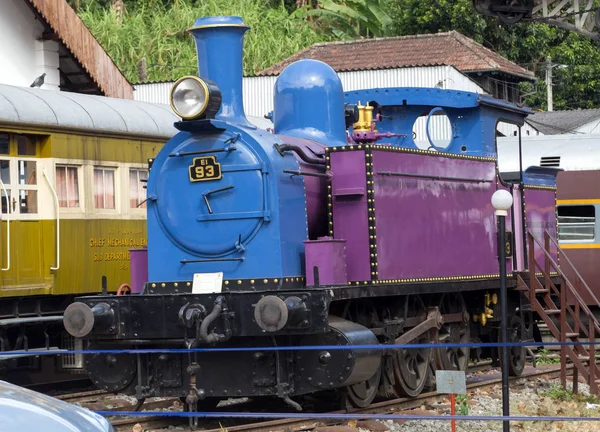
[523,185,556,191]
[557,199,600,205]
[560,244,600,249]
[327,144,497,162]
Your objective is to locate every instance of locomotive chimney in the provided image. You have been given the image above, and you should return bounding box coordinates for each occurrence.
[188,16,250,125]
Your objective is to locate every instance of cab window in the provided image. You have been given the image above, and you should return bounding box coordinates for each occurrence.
[557,205,595,241]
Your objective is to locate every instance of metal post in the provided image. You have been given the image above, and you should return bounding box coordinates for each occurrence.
[498,214,510,432]
[546,56,553,112]
[492,189,513,432]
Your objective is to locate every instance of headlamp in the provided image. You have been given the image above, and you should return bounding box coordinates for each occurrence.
[169,76,222,120]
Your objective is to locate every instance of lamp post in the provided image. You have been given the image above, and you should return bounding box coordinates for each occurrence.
[491,189,513,432]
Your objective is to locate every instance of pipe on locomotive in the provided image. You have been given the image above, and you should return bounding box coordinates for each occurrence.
[188,15,250,126]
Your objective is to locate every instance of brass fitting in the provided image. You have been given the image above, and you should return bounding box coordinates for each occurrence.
[352,101,375,132]
[473,293,495,326]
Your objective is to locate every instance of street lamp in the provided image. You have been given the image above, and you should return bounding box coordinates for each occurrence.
[492,189,513,432]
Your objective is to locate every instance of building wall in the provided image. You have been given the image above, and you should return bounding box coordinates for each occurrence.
[574,118,600,134]
[132,65,532,144]
[0,0,59,91]
[133,66,483,117]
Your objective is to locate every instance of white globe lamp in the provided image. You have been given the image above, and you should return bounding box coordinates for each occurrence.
[491,189,513,217]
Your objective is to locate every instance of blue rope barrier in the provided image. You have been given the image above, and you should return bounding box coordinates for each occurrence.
[3,340,600,357]
[94,410,600,422]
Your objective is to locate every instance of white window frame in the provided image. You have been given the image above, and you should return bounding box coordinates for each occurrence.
[92,165,119,214]
[54,163,84,214]
[128,167,148,210]
[0,155,40,220]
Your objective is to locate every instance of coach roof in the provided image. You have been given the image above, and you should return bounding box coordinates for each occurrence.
[0,84,273,138]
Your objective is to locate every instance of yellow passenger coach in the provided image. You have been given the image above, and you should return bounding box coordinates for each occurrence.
[0,83,177,383]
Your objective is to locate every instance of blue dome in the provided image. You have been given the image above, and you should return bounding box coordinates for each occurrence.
[273,59,346,146]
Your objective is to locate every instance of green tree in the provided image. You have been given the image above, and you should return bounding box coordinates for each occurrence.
[387,0,600,110]
[297,0,393,38]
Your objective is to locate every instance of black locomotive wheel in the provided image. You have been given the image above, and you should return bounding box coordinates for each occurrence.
[499,315,526,377]
[434,293,470,372]
[393,295,431,397]
[345,363,382,408]
[341,299,383,408]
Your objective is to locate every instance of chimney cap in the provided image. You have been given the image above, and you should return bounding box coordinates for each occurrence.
[188,16,250,31]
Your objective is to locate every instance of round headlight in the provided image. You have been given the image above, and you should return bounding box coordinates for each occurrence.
[170,76,221,120]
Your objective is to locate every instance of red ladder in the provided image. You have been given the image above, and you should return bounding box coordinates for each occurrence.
[517,230,600,394]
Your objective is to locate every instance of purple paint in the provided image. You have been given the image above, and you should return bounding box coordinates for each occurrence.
[129,248,148,294]
[352,131,404,143]
[497,183,514,275]
[372,150,499,280]
[511,185,525,271]
[523,187,558,269]
[304,237,348,285]
[330,150,371,281]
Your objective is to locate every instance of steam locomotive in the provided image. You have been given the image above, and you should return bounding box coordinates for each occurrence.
[62,16,559,411]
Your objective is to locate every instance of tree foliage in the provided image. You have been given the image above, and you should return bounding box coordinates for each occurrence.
[387,0,600,110]
[74,0,600,109]
[295,0,393,38]
[76,0,333,82]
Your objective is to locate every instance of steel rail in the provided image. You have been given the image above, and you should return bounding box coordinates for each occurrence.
[110,364,571,432]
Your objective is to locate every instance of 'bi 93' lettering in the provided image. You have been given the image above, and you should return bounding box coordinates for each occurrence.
[189,156,222,182]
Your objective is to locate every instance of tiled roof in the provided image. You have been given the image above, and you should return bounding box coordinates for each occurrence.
[526,109,600,135]
[258,31,534,80]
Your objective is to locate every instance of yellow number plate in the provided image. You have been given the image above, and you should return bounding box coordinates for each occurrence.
[189,156,222,182]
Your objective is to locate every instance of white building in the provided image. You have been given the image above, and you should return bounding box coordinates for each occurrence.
[524,109,600,136]
[0,0,132,98]
[133,31,538,138]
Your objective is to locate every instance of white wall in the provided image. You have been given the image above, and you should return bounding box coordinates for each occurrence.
[133,66,539,144]
[0,0,59,91]
[133,66,484,118]
[574,118,600,134]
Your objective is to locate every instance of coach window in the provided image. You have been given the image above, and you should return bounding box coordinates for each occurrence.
[129,168,148,209]
[557,205,595,241]
[93,167,116,210]
[56,165,80,208]
[0,132,39,215]
[0,133,9,155]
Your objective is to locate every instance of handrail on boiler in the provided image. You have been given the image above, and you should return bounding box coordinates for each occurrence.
[0,179,9,271]
[42,168,60,272]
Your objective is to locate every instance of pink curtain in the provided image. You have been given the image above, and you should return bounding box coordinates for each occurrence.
[56,167,67,207]
[103,169,115,209]
[56,166,79,208]
[129,169,137,208]
[94,168,104,208]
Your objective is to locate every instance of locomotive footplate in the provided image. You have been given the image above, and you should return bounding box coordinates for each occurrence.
[63,290,331,341]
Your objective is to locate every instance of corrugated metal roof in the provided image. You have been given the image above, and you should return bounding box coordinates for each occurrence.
[0,84,273,138]
[526,109,600,135]
[258,31,535,81]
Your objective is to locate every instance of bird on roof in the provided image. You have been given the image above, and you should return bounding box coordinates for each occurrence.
[30,73,46,88]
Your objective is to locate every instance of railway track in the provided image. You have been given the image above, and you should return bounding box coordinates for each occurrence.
[105,363,569,432]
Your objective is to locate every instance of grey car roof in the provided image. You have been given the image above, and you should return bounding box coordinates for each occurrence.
[0,84,273,139]
[0,380,112,431]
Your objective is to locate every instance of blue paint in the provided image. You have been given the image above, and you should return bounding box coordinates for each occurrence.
[344,87,532,158]
[146,120,308,282]
[189,16,250,126]
[94,410,600,422]
[4,339,596,357]
[523,166,561,187]
[274,59,347,146]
